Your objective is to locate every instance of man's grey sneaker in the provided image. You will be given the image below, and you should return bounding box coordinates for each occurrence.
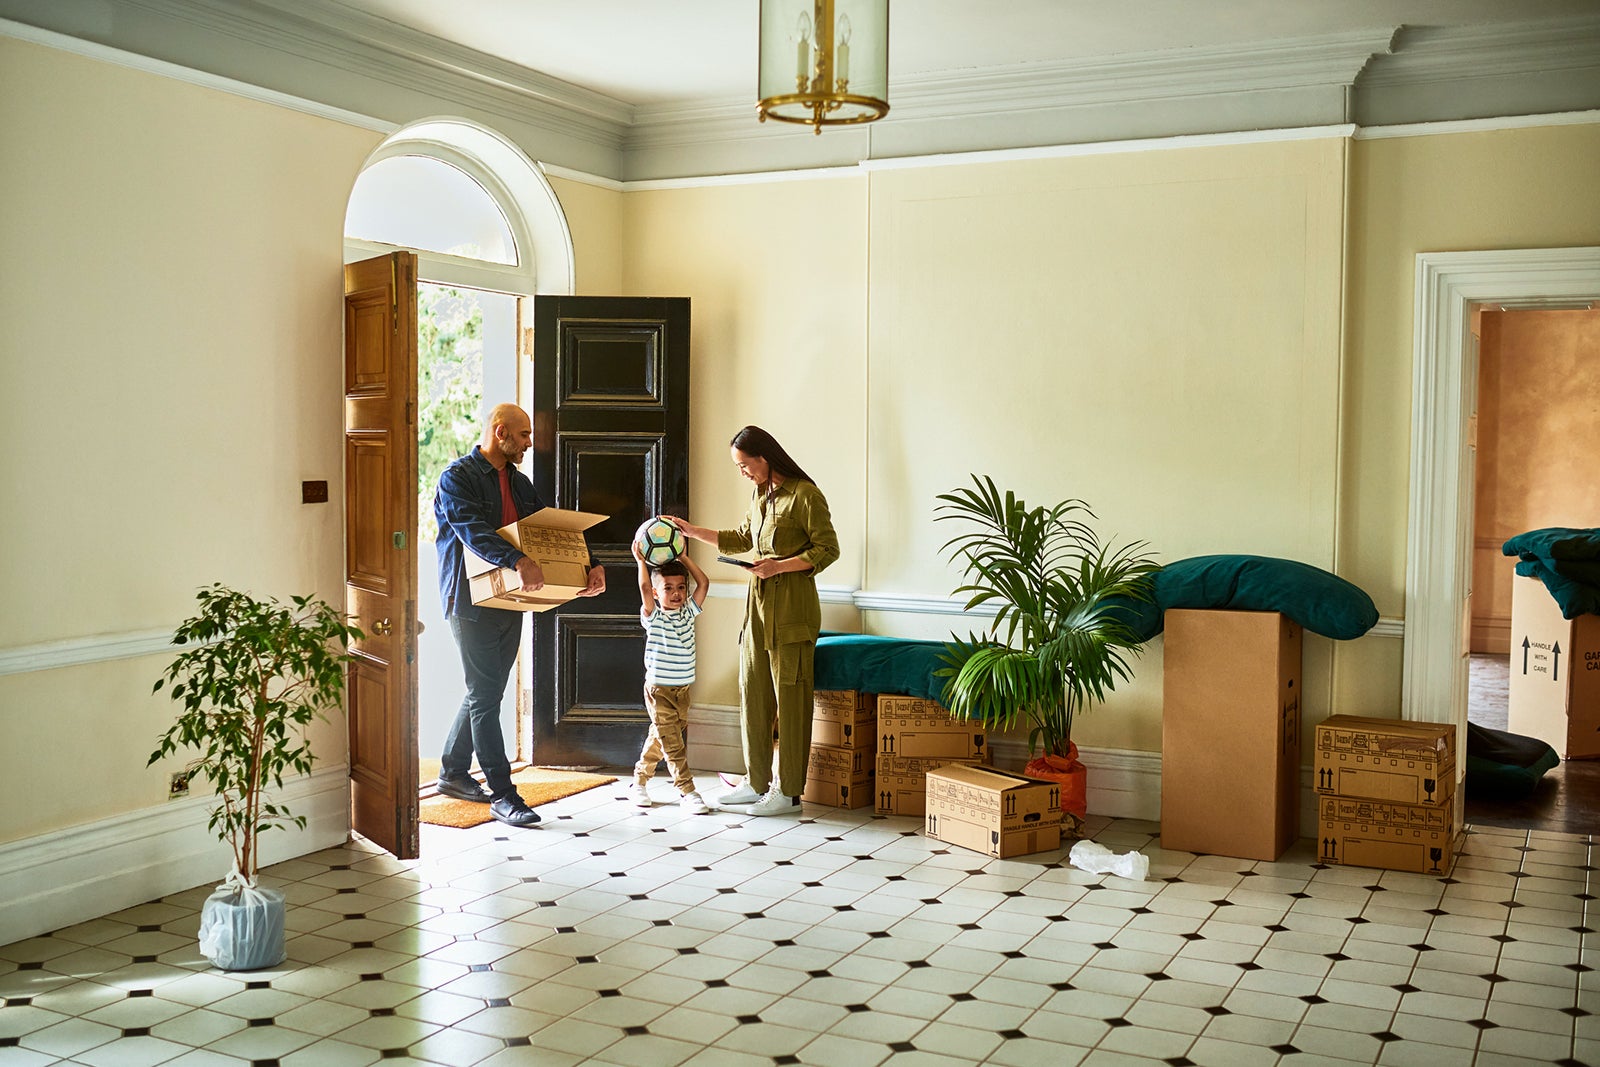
[490,795,541,827]
[436,774,491,803]
[718,778,761,805]
[746,787,801,817]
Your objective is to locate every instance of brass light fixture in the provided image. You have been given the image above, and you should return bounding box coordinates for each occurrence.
[757,0,889,134]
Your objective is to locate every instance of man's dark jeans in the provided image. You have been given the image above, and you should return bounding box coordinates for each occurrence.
[441,609,523,800]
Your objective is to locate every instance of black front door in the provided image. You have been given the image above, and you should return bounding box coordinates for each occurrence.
[530,295,691,767]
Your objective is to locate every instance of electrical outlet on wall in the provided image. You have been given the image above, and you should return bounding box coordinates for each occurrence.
[168,771,192,799]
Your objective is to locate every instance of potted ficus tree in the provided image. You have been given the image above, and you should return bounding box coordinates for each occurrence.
[149,584,359,970]
[935,475,1158,831]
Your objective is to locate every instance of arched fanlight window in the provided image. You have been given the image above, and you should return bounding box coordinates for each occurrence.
[346,154,517,265]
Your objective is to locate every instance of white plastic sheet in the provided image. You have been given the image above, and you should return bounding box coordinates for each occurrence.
[1068,839,1150,881]
[197,866,286,971]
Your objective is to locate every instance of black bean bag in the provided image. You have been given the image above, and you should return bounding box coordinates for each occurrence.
[1465,723,1560,801]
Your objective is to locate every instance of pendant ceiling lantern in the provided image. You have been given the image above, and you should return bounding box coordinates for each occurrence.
[757,0,889,134]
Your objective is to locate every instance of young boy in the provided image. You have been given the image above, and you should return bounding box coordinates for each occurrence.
[630,542,711,813]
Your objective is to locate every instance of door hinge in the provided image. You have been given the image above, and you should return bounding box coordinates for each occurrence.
[390,256,399,330]
[393,531,407,550]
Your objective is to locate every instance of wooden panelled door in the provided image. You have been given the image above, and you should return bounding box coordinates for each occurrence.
[530,296,691,767]
[343,251,420,859]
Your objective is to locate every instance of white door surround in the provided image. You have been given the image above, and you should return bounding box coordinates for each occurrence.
[1403,246,1600,730]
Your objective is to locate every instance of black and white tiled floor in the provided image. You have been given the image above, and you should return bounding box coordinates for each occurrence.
[1,774,1595,1066]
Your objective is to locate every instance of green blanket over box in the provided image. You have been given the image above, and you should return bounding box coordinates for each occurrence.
[814,633,949,702]
[1502,527,1600,620]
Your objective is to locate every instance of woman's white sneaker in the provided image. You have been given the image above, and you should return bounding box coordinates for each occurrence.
[746,787,801,816]
[718,778,761,805]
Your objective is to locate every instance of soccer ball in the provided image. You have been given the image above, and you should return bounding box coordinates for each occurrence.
[633,516,686,566]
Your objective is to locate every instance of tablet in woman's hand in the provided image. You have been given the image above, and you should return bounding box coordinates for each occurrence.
[717,555,756,569]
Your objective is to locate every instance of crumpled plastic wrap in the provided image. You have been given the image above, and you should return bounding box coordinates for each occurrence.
[197,867,287,971]
[1068,839,1150,881]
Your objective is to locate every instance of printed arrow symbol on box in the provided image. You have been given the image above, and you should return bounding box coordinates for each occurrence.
[1523,636,1530,674]
[1554,641,1561,681]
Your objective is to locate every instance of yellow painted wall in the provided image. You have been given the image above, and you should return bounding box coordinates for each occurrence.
[620,177,869,705]
[549,175,624,295]
[0,38,382,842]
[1339,123,1600,712]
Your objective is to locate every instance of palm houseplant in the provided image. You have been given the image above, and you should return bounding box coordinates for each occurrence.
[935,475,1159,825]
[149,584,359,970]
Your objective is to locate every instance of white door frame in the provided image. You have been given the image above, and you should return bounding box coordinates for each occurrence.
[1403,246,1600,729]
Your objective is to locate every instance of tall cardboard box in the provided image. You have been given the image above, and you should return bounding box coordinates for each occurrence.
[1316,795,1457,875]
[1161,609,1302,862]
[878,696,986,760]
[1314,715,1454,805]
[813,690,877,749]
[1507,574,1600,759]
[463,508,606,612]
[923,765,1063,858]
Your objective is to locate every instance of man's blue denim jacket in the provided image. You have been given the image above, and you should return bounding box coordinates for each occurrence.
[434,447,548,622]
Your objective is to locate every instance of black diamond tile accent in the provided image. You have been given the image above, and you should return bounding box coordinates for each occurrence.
[886,875,906,882]
[1237,870,1258,878]
[334,887,358,895]
[676,948,698,956]
[775,1058,800,1066]
[803,881,824,889]
[572,832,590,838]
[370,1007,395,1017]
[520,877,539,884]
[1093,941,1117,950]
[652,919,673,927]
[1181,932,1204,941]
[360,972,385,981]
[1205,1006,1231,1017]
[1482,973,1508,983]
[1572,926,1595,934]
[1081,884,1106,892]
[1501,901,1525,909]
[1325,952,1350,962]
[1270,1045,1300,1056]
[705,979,729,989]
[624,1025,648,1036]
[1564,963,1593,972]
[0,1039,18,1048]
[667,845,688,853]
[1508,870,1530,878]
[1105,1017,1132,1028]
[1049,981,1074,991]
[380,1049,408,1059]
[329,864,351,871]
[351,941,375,949]
[807,969,830,978]
[1299,994,1326,1005]
[1578,893,1597,902]
[774,859,794,867]
[906,960,930,969]
[1310,863,1330,870]
[576,955,600,964]
[122,1027,151,1037]
[1002,950,1025,959]
[1145,971,1172,981]
[1425,908,1448,916]
[1468,1018,1499,1030]
[486,998,511,1008]
[774,939,796,947]
[920,897,941,905]
[137,924,162,932]
[846,1003,871,1013]
[888,1042,916,1053]
[716,887,738,895]
[867,930,891,939]
[749,841,767,847]
[1210,900,1233,908]
[900,829,918,836]
[1437,877,1460,884]
[246,981,271,990]
[1514,845,1536,852]
[132,955,158,963]
[3,998,31,1007]
[504,1037,531,1047]
[950,992,976,1002]
[1559,1006,1590,1018]
[1346,917,1369,925]
[1164,1058,1195,1067]
[1392,983,1419,994]
[1130,906,1151,914]
[1289,891,1311,899]
[556,926,577,934]
[958,922,980,931]
[1265,924,1288,933]
[505,856,522,862]
[1238,962,1263,972]
[248,1018,274,1028]
[1364,884,1386,893]
[1490,934,1517,943]
[735,1014,761,1025]
[834,904,857,913]
[1409,942,1434,953]
[598,989,622,998]
[1000,1029,1026,1040]
[1370,1031,1402,1042]
[1558,1059,1589,1067]
[608,872,626,878]
[127,988,152,999]
[1007,890,1028,899]
[826,836,845,842]
[343,912,366,920]
[1049,915,1072,924]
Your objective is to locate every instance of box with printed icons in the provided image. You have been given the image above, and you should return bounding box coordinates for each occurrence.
[464,507,606,613]
[1316,793,1458,875]
[808,744,872,787]
[872,755,988,817]
[1161,609,1303,862]
[922,764,1064,859]
[812,690,877,750]
[801,777,874,809]
[877,695,985,760]
[1507,574,1600,759]
[1314,715,1455,807]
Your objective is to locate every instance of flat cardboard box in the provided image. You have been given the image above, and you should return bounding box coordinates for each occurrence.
[878,696,986,760]
[808,744,872,786]
[924,765,1064,833]
[925,813,1063,859]
[1162,609,1302,862]
[1507,574,1600,759]
[1317,794,1457,875]
[1314,715,1455,806]
[812,690,877,748]
[801,777,874,808]
[464,507,606,612]
[874,774,927,816]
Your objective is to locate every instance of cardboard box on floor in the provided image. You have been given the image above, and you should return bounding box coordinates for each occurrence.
[808,744,871,786]
[801,777,874,808]
[878,696,985,760]
[1316,794,1458,875]
[923,765,1064,858]
[873,755,987,817]
[1161,609,1302,862]
[464,508,606,612]
[1507,574,1600,759]
[1314,715,1455,806]
[813,690,877,749]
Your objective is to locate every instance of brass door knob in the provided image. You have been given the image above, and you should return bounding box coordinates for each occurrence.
[372,618,393,636]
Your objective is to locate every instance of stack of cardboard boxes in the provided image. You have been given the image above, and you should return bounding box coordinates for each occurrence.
[803,690,877,808]
[1314,714,1458,875]
[874,696,987,815]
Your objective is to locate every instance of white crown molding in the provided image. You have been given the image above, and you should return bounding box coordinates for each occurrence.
[1360,15,1600,86]
[0,765,350,946]
[1355,108,1600,140]
[540,162,624,193]
[0,626,177,677]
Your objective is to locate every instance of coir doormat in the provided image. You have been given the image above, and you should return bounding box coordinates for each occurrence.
[420,767,616,828]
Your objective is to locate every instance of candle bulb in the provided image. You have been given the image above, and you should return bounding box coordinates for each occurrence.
[837,41,849,85]
[795,10,812,90]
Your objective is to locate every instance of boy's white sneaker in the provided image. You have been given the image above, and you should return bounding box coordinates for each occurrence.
[718,778,761,805]
[628,782,653,807]
[679,791,711,814]
[746,786,801,817]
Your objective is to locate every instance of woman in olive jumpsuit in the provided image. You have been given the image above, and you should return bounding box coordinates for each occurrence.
[671,426,839,815]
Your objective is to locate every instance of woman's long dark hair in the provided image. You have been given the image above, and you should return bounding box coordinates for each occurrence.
[730,425,817,487]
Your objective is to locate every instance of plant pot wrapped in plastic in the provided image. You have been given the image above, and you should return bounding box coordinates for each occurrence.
[197,873,286,971]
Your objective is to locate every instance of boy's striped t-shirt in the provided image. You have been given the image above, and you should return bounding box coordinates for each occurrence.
[642,600,700,686]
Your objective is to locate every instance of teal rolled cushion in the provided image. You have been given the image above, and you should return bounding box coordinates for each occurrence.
[1513,559,1600,620]
[814,633,949,702]
[1502,527,1600,561]
[1117,555,1379,640]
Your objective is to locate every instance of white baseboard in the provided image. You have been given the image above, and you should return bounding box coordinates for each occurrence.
[0,766,351,946]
